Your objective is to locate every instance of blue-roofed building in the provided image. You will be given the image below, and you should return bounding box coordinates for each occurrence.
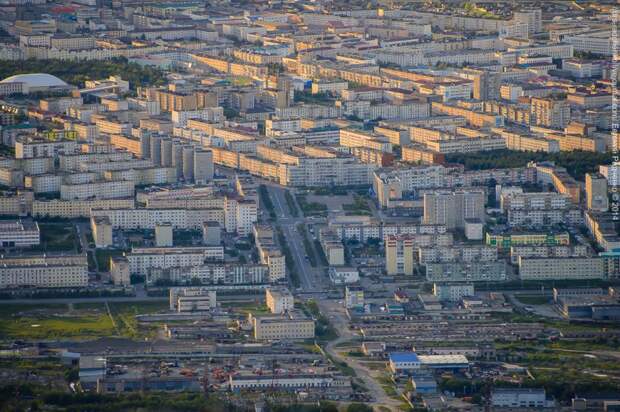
[389,352,420,374]
[411,374,438,394]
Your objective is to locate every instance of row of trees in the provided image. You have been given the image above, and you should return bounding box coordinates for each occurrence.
[446,149,613,180]
[0,57,166,89]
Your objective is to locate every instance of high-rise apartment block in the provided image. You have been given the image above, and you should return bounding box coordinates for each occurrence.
[585,173,609,212]
[423,191,485,230]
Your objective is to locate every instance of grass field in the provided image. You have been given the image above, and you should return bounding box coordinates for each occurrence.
[223,302,270,315]
[0,301,168,341]
[36,222,78,251]
[0,304,115,340]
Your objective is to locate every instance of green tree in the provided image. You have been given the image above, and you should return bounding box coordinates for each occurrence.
[347,403,374,412]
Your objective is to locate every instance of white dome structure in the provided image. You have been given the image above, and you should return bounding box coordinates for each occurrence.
[0,73,72,94]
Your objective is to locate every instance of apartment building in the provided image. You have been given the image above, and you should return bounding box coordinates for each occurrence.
[110,256,130,286]
[339,129,392,153]
[423,191,485,230]
[224,196,258,236]
[91,216,113,248]
[279,156,375,187]
[385,234,415,276]
[109,134,143,157]
[585,173,609,212]
[510,245,590,264]
[171,107,224,127]
[417,246,497,264]
[327,215,448,243]
[493,128,560,153]
[425,262,507,283]
[21,172,57,192]
[519,257,606,280]
[59,151,133,171]
[266,287,294,314]
[501,191,575,213]
[104,167,177,186]
[33,198,135,219]
[508,208,583,228]
[0,191,33,217]
[177,263,268,285]
[319,229,345,266]
[564,30,612,56]
[512,8,542,36]
[530,97,571,129]
[585,212,620,252]
[424,136,505,154]
[433,283,475,302]
[126,246,224,276]
[60,180,135,200]
[486,232,570,250]
[0,254,88,288]
[15,137,78,159]
[401,145,445,164]
[373,165,448,207]
[431,102,504,128]
[91,207,225,230]
[531,162,581,203]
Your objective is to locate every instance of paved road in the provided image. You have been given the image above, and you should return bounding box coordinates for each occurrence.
[264,182,404,410]
[262,183,407,408]
[318,300,402,412]
[265,184,327,293]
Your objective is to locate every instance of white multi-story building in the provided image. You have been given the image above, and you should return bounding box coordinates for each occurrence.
[417,246,496,264]
[24,174,63,193]
[510,245,590,264]
[60,180,135,200]
[423,191,485,230]
[15,137,78,159]
[33,198,134,219]
[266,287,294,314]
[225,197,258,236]
[518,257,606,280]
[0,220,39,248]
[564,30,612,56]
[0,255,88,288]
[169,287,217,312]
[126,246,224,276]
[339,129,392,153]
[251,312,315,340]
[90,207,225,230]
[433,283,474,302]
[229,374,333,391]
[512,9,542,36]
[491,389,551,409]
[171,107,224,127]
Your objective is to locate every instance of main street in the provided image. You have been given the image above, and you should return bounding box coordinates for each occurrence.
[264,183,404,410]
[265,183,326,293]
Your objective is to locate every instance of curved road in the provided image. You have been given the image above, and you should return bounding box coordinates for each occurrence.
[318,300,403,412]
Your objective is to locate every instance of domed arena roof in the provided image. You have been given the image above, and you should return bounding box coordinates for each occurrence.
[0,73,68,88]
